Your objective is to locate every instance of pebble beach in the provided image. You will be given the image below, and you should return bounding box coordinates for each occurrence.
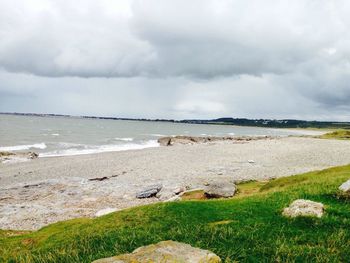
[1,136,350,230]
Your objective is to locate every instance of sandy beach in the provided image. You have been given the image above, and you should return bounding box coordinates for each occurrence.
[1,136,350,230]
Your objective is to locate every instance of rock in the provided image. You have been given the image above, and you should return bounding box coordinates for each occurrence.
[157,136,193,146]
[95,208,118,217]
[27,152,39,159]
[173,186,186,195]
[157,135,274,146]
[248,160,255,164]
[158,136,215,146]
[204,182,236,198]
[339,179,350,193]
[180,189,206,200]
[136,184,163,198]
[0,151,38,163]
[167,137,195,145]
[179,188,205,196]
[89,176,109,181]
[23,182,47,188]
[158,137,172,146]
[92,240,221,263]
[156,190,175,201]
[282,199,324,218]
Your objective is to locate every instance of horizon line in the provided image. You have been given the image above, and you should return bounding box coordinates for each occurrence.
[1,111,350,124]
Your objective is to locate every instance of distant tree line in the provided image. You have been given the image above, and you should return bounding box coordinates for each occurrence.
[2,112,350,129]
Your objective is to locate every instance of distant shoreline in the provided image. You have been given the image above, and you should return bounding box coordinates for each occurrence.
[1,111,350,129]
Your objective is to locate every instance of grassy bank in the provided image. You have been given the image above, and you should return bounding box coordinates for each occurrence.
[1,165,350,262]
[320,130,350,140]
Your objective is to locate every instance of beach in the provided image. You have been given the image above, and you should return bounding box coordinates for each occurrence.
[1,136,350,230]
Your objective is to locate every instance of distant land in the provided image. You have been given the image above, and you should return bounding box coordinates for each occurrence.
[1,112,350,129]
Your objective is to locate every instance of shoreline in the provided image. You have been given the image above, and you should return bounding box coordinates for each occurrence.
[1,136,350,230]
[0,127,327,160]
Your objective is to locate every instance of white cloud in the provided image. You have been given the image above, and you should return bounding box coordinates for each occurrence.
[1,0,350,79]
[0,0,350,120]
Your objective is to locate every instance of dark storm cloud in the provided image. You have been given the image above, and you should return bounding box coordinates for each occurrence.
[0,0,349,120]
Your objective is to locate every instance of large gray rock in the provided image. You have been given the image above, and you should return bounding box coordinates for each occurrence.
[92,240,221,263]
[283,199,324,218]
[157,186,186,201]
[204,182,236,198]
[339,179,350,193]
[136,184,162,199]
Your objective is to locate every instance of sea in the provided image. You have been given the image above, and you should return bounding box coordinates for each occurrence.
[0,114,309,157]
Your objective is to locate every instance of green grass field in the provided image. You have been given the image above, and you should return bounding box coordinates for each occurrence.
[1,165,350,262]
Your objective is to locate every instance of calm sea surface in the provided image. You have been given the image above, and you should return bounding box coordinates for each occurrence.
[0,114,306,157]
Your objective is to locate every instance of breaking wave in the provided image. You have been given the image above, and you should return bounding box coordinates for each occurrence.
[114,137,134,142]
[40,140,159,157]
[0,143,47,151]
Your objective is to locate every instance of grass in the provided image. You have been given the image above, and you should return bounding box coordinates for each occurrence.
[320,130,350,140]
[1,165,350,262]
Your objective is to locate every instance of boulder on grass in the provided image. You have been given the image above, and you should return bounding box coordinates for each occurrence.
[204,182,236,198]
[136,184,162,199]
[92,240,221,263]
[180,189,206,200]
[339,179,350,193]
[282,199,324,218]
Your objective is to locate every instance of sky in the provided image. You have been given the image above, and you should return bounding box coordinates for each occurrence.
[0,0,350,121]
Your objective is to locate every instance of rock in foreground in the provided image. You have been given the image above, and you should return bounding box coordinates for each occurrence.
[283,199,324,218]
[136,184,163,198]
[339,179,350,193]
[204,182,236,198]
[92,240,221,263]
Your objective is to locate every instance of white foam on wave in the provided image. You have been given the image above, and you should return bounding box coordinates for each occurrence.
[114,137,134,142]
[57,142,85,148]
[0,143,47,152]
[40,140,159,157]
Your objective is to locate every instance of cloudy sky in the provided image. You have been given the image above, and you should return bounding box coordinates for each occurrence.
[0,0,350,120]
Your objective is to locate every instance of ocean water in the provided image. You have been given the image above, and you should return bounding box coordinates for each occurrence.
[0,114,306,157]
